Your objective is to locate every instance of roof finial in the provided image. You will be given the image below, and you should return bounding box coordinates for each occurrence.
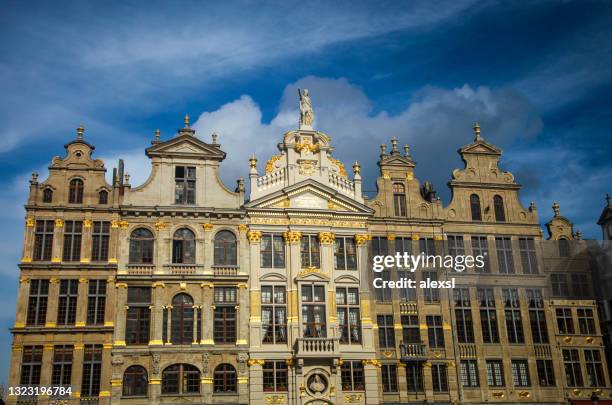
[212,131,218,145]
[353,160,361,175]
[473,122,481,141]
[403,144,411,158]
[552,201,560,217]
[184,114,190,128]
[380,143,387,157]
[76,124,84,140]
[249,154,258,169]
[390,137,399,154]
[606,193,611,207]
[155,129,160,140]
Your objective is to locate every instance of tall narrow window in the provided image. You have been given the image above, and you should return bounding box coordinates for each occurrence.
[571,273,590,298]
[341,361,365,391]
[427,315,445,348]
[381,364,398,392]
[503,289,524,343]
[302,285,326,337]
[419,237,435,256]
[162,364,200,394]
[470,194,482,221]
[563,349,583,387]
[43,188,53,203]
[214,287,237,343]
[129,228,154,264]
[432,364,448,392]
[460,360,479,387]
[527,289,548,343]
[447,235,465,258]
[496,237,514,274]
[52,345,73,386]
[34,220,54,261]
[262,286,286,344]
[406,364,424,392]
[401,315,420,344]
[584,349,605,387]
[337,287,360,344]
[214,231,237,266]
[393,183,406,216]
[423,271,439,303]
[536,359,555,387]
[171,294,194,344]
[519,237,538,274]
[172,228,196,264]
[454,288,474,343]
[57,279,78,325]
[98,190,108,204]
[478,288,499,343]
[263,361,288,392]
[376,269,392,302]
[87,280,106,325]
[123,365,148,397]
[493,195,505,222]
[471,236,490,272]
[91,221,110,262]
[377,315,395,348]
[398,271,416,301]
[126,287,151,345]
[261,234,285,268]
[511,359,530,387]
[551,273,569,297]
[486,360,505,387]
[20,346,43,385]
[26,279,49,326]
[62,220,82,261]
[300,235,320,268]
[334,236,357,270]
[68,178,84,204]
[82,344,102,397]
[556,308,574,334]
[558,238,570,257]
[395,236,412,255]
[214,364,236,393]
[174,166,196,204]
[578,308,595,334]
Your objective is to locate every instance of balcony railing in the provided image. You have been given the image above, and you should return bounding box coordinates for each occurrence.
[163,264,203,275]
[458,343,477,358]
[399,302,418,314]
[80,398,99,405]
[212,265,239,276]
[399,342,427,360]
[295,337,339,358]
[126,264,155,275]
[534,344,552,358]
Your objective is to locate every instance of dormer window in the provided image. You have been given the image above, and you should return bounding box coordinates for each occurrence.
[493,195,506,222]
[470,194,482,221]
[69,179,84,204]
[393,183,406,216]
[175,166,196,204]
[43,188,53,203]
[98,190,108,205]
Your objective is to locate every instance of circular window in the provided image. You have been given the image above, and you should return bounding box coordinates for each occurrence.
[75,150,83,158]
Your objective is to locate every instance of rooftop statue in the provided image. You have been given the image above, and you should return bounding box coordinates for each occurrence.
[298,88,314,129]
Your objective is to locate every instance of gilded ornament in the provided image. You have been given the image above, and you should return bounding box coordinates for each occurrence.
[266,395,285,404]
[318,232,335,244]
[328,157,347,177]
[202,223,214,231]
[238,224,248,233]
[294,140,319,154]
[26,217,35,227]
[248,359,265,366]
[55,218,64,228]
[382,171,390,180]
[154,221,167,230]
[283,231,301,244]
[345,394,362,403]
[83,219,92,228]
[386,234,396,241]
[265,155,282,174]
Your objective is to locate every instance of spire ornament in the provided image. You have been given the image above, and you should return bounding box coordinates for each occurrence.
[212,131,218,145]
[249,154,258,169]
[184,114,190,128]
[353,161,361,175]
[606,193,611,207]
[473,122,482,141]
[552,201,560,217]
[390,137,399,155]
[403,144,411,158]
[76,124,84,140]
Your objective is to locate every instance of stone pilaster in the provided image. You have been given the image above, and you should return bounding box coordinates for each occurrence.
[200,283,214,345]
[149,281,165,345]
[104,277,116,327]
[45,277,60,328]
[114,283,128,346]
[22,216,35,262]
[284,231,302,341]
[14,277,30,328]
[247,229,262,347]
[75,277,89,327]
[248,359,265,403]
[39,343,54,386]
[237,283,249,346]
[52,217,64,263]
[80,218,93,263]
[71,343,85,398]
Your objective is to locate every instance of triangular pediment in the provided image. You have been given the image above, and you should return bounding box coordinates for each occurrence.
[460,140,501,155]
[380,154,416,167]
[146,135,226,160]
[295,268,330,281]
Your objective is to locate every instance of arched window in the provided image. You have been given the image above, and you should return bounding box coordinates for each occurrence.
[171,294,194,344]
[214,231,237,266]
[470,194,482,221]
[173,228,196,264]
[393,183,406,216]
[68,179,84,203]
[122,365,148,397]
[129,228,154,264]
[558,238,570,258]
[493,195,506,222]
[214,364,237,393]
[98,190,108,205]
[43,188,53,203]
[162,364,200,394]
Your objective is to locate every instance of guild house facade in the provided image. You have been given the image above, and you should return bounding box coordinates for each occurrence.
[7,90,612,405]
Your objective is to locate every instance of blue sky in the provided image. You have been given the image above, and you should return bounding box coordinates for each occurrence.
[1,1,611,381]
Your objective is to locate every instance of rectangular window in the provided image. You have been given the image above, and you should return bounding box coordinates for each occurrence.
[571,273,590,298]
[372,236,388,256]
[82,344,102,396]
[496,237,514,274]
[341,361,365,391]
[486,360,505,387]
[57,279,78,325]
[585,349,605,387]
[335,236,357,270]
[174,166,196,204]
[376,270,392,302]
[460,360,479,387]
[126,287,151,345]
[91,221,110,262]
[447,235,465,257]
[302,285,326,338]
[536,359,555,387]
[26,279,49,326]
[34,220,54,261]
[478,287,499,343]
[471,236,490,272]
[52,345,73,386]
[503,289,524,343]
[406,364,424,392]
[337,287,361,344]
[260,234,285,268]
[511,359,530,387]
[395,237,412,256]
[419,237,435,256]
[527,289,548,343]
[432,364,448,392]
[423,271,439,303]
[578,308,596,334]
[20,346,43,385]
[519,237,538,274]
[551,273,569,297]
[556,308,574,334]
[393,187,406,216]
[398,270,416,301]
[62,220,82,261]
[563,349,583,387]
[263,361,288,392]
[401,315,420,344]
[454,288,474,343]
[261,286,286,344]
[427,315,445,348]
[87,279,106,325]
[214,287,237,343]
[300,235,320,268]
[377,314,395,348]
[381,364,398,392]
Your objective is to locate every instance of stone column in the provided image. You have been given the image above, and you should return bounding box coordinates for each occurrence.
[71,343,85,398]
[114,283,128,346]
[237,284,249,346]
[192,305,199,344]
[108,218,121,264]
[238,224,249,276]
[80,218,93,263]
[247,230,262,348]
[165,306,172,345]
[75,278,89,327]
[363,360,381,405]
[248,359,265,403]
[104,277,116,327]
[201,283,214,345]
[8,345,23,388]
[319,232,337,337]
[39,343,54,386]
[397,362,408,402]
[202,223,214,274]
[14,277,30,328]
[22,216,35,262]
[52,218,64,263]
[99,344,113,403]
[45,278,60,328]
[155,221,169,274]
[283,231,302,341]
[356,234,374,348]
[149,281,165,346]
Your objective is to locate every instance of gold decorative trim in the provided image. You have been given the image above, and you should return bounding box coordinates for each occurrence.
[83,219,93,228]
[80,257,90,263]
[318,231,335,244]
[19,276,29,284]
[248,359,266,366]
[113,340,126,347]
[328,157,347,177]
[411,234,420,240]
[247,230,262,243]
[51,257,61,263]
[55,218,64,228]
[283,231,301,244]
[115,282,128,288]
[26,217,35,227]
[148,340,163,346]
[110,379,122,387]
[354,233,371,246]
[98,391,110,397]
[434,235,443,241]
[75,321,86,327]
[44,322,56,328]
[362,359,382,368]
[154,220,167,230]
[202,223,214,231]
[238,377,248,384]
[21,257,32,263]
[149,378,161,385]
[14,322,25,328]
[108,258,118,263]
[201,377,213,384]
[152,281,165,288]
[491,391,504,398]
[74,343,84,350]
[345,394,362,403]
[294,140,319,154]
[265,154,282,174]
[79,278,88,283]
[266,395,286,404]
